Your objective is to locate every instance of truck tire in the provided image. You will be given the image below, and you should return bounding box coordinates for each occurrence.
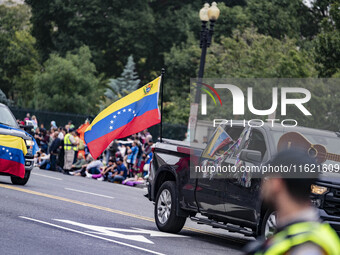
[155,181,186,233]
[260,209,277,239]
[11,171,30,185]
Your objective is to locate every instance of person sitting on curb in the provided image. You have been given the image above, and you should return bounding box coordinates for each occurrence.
[84,157,103,177]
[107,157,127,183]
[88,159,116,181]
[72,154,93,176]
[72,155,102,177]
[70,153,86,172]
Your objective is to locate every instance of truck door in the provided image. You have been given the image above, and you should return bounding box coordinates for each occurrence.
[195,126,243,219]
[223,127,269,227]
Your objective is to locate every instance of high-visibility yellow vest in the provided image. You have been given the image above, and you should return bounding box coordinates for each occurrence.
[255,222,340,255]
[64,133,76,151]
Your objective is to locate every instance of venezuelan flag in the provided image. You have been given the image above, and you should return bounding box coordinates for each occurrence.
[85,77,161,159]
[0,135,27,178]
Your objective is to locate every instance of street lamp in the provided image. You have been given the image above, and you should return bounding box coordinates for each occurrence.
[197,2,220,89]
[189,2,220,142]
[208,2,221,21]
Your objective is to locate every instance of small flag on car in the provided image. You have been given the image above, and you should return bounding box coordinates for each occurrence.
[0,135,27,178]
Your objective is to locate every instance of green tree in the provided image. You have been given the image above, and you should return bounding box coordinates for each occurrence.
[105,55,140,101]
[163,29,317,124]
[202,30,318,125]
[0,3,40,107]
[308,0,338,25]
[6,30,40,107]
[314,1,340,77]
[25,0,156,81]
[205,29,316,78]
[246,0,318,39]
[25,1,208,83]
[162,34,201,124]
[213,3,251,40]
[33,46,102,115]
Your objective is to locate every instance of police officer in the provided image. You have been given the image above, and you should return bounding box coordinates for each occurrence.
[63,128,78,175]
[244,150,340,255]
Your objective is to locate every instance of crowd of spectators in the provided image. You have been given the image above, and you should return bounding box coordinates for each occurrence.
[18,113,154,186]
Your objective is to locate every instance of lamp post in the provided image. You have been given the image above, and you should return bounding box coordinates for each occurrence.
[198,3,220,78]
[189,2,220,142]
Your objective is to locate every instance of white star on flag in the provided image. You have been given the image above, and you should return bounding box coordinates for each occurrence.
[123,109,126,112]
[128,108,131,112]
[110,120,113,124]
[109,126,113,130]
[113,115,116,118]
[118,111,121,114]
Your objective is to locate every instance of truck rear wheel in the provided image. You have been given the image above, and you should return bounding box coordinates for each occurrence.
[155,181,186,233]
[11,171,30,185]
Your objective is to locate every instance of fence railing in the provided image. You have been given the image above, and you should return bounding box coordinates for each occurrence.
[10,107,91,129]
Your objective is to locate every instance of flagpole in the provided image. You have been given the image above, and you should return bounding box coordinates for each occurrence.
[159,68,165,143]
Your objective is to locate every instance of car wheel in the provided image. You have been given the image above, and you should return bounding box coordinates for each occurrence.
[11,171,30,185]
[261,210,277,239]
[155,181,186,233]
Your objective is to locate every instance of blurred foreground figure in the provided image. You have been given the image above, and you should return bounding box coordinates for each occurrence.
[244,150,340,255]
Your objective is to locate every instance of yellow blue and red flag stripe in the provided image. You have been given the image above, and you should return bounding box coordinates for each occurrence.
[0,124,39,154]
[85,77,161,159]
[0,134,27,178]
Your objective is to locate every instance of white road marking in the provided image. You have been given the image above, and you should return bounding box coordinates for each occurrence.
[131,228,187,238]
[55,219,154,244]
[55,219,187,243]
[19,216,165,255]
[32,173,62,180]
[64,188,114,199]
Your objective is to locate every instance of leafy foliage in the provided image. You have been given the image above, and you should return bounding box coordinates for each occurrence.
[314,1,340,77]
[0,3,40,107]
[213,3,251,40]
[33,46,102,115]
[205,29,316,78]
[105,55,140,102]
[246,0,313,39]
[6,30,41,107]
[25,0,157,81]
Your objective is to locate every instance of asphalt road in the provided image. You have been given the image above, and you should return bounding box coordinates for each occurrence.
[0,168,253,255]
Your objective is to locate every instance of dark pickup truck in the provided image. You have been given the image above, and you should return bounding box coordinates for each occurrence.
[147,122,340,238]
[0,103,34,185]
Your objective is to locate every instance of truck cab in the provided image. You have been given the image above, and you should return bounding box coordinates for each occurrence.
[0,103,34,185]
[148,122,340,238]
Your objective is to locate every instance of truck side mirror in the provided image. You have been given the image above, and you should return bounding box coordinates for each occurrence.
[239,149,262,164]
